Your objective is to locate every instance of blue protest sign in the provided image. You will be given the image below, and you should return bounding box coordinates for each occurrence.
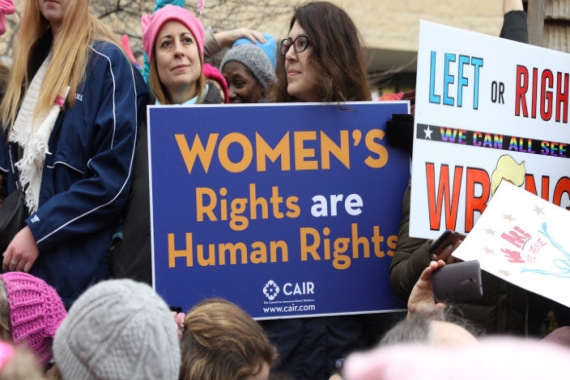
[149,102,409,319]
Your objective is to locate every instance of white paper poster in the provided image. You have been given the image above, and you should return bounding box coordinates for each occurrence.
[453,181,570,307]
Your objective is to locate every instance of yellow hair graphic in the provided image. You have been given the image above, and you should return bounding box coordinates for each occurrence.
[491,155,526,195]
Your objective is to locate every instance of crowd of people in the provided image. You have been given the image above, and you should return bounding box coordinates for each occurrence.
[0,0,568,379]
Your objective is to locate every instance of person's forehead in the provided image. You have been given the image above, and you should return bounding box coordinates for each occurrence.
[158,20,191,36]
[288,21,307,38]
[223,61,255,80]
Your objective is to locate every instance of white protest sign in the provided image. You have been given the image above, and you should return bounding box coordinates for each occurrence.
[452,181,570,307]
[410,21,570,240]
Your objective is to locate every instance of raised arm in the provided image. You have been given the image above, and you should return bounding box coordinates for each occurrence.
[500,0,528,43]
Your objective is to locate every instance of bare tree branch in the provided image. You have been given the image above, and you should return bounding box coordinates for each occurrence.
[0,0,293,57]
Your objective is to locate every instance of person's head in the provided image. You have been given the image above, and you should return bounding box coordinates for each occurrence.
[34,0,69,33]
[0,341,45,380]
[221,44,276,103]
[345,337,570,380]
[232,33,278,69]
[270,1,371,103]
[53,279,180,380]
[0,272,67,366]
[180,298,277,380]
[203,63,229,103]
[541,326,570,348]
[2,0,120,131]
[142,4,206,104]
[380,307,478,347]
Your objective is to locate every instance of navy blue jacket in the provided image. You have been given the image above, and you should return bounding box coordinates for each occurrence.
[0,40,148,308]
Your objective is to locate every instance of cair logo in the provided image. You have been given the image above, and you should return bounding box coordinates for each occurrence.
[262,280,315,300]
[263,280,280,300]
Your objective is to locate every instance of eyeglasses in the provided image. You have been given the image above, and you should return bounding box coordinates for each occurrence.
[280,35,310,55]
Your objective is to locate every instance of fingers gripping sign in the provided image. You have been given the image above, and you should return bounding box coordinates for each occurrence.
[2,227,39,273]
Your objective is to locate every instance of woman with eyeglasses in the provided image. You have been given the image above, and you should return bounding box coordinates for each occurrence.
[260,2,373,379]
[269,1,370,104]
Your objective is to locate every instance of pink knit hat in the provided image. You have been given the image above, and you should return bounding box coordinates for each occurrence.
[344,337,570,379]
[542,326,570,348]
[0,272,67,365]
[141,4,205,63]
[203,63,229,103]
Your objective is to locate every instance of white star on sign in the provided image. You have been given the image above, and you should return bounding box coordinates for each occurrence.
[424,126,433,139]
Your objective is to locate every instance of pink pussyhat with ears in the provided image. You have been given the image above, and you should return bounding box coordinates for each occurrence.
[0,272,67,366]
[120,34,139,66]
[197,0,205,14]
[0,0,15,36]
[141,4,205,64]
[203,63,229,103]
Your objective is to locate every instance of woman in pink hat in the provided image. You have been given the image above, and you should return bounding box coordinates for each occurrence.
[142,4,223,105]
[111,4,224,286]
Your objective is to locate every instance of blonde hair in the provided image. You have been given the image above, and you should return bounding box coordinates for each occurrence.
[1,0,122,131]
[148,32,206,105]
[180,298,277,380]
[490,155,526,195]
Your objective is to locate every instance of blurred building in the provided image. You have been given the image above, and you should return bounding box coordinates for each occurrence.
[528,0,570,52]
[7,0,565,96]
[254,0,507,95]
[256,0,570,96]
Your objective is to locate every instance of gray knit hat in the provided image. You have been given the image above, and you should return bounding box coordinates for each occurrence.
[220,44,276,89]
[53,279,180,380]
